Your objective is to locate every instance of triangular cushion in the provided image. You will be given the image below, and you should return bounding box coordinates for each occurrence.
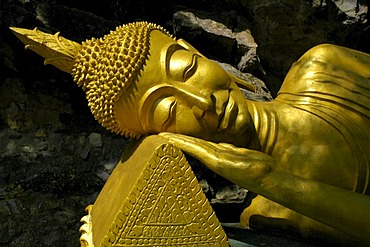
[89,135,229,246]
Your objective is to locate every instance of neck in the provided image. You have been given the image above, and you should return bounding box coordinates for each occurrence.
[246,101,278,155]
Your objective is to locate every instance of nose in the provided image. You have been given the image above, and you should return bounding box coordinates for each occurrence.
[212,90,229,116]
[175,84,213,112]
[175,85,229,121]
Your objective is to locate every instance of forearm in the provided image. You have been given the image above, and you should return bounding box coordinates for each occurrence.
[157,133,370,242]
[256,168,370,243]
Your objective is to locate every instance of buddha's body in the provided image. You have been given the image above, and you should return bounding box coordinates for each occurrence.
[244,100,369,239]
[232,44,370,241]
[249,101,363,191]
[247,44,370,193]
[11,24,370,244]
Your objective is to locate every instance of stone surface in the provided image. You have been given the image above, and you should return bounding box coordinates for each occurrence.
[88,132,102,148]
[214,60,273,101]
[174,10,261,74]
[235,0,370,96]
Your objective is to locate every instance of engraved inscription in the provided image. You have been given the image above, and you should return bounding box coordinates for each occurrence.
[102,143,228,246]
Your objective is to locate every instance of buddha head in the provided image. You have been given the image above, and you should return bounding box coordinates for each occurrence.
[12,22,252,146]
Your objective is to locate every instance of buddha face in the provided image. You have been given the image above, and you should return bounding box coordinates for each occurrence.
[115,30,251,146]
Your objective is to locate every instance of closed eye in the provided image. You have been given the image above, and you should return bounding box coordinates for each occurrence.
[181,54,199,82]
[161,100,177,131]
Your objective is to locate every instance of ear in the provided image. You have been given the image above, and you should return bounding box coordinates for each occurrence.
[177,38,203,56]
[230,74,256,92]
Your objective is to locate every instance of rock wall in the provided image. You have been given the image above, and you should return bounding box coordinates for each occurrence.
[0,0,368,246]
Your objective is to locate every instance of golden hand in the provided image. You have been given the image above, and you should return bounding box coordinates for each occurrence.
[159,132,274,193]
[159,132,370,244]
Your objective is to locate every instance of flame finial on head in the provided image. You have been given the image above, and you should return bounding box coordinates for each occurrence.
[10,27,81,73]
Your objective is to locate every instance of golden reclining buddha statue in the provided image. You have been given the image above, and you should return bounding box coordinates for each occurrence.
[10,21,370,245]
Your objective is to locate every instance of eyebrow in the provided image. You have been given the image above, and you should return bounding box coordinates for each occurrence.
[165,43,187,78]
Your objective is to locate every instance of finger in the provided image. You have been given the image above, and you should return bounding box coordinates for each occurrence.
[159,132,217,152]
[217,143,252,155]
[160,133,232,151]
[159,133,225,152]
[217,143,237,149]
[159,133,220,164]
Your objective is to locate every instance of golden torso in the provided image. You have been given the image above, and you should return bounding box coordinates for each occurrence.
[242,98,370,240]
[249,100,361,191]
[247,44,370,195]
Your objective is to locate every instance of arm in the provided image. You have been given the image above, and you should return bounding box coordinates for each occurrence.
[261,169,370,243]
[159,133,370,243]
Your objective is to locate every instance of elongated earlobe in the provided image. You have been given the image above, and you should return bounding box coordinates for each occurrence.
[177,38,203,56]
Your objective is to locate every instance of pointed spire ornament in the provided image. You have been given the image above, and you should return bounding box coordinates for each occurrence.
[10,27,81,73]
